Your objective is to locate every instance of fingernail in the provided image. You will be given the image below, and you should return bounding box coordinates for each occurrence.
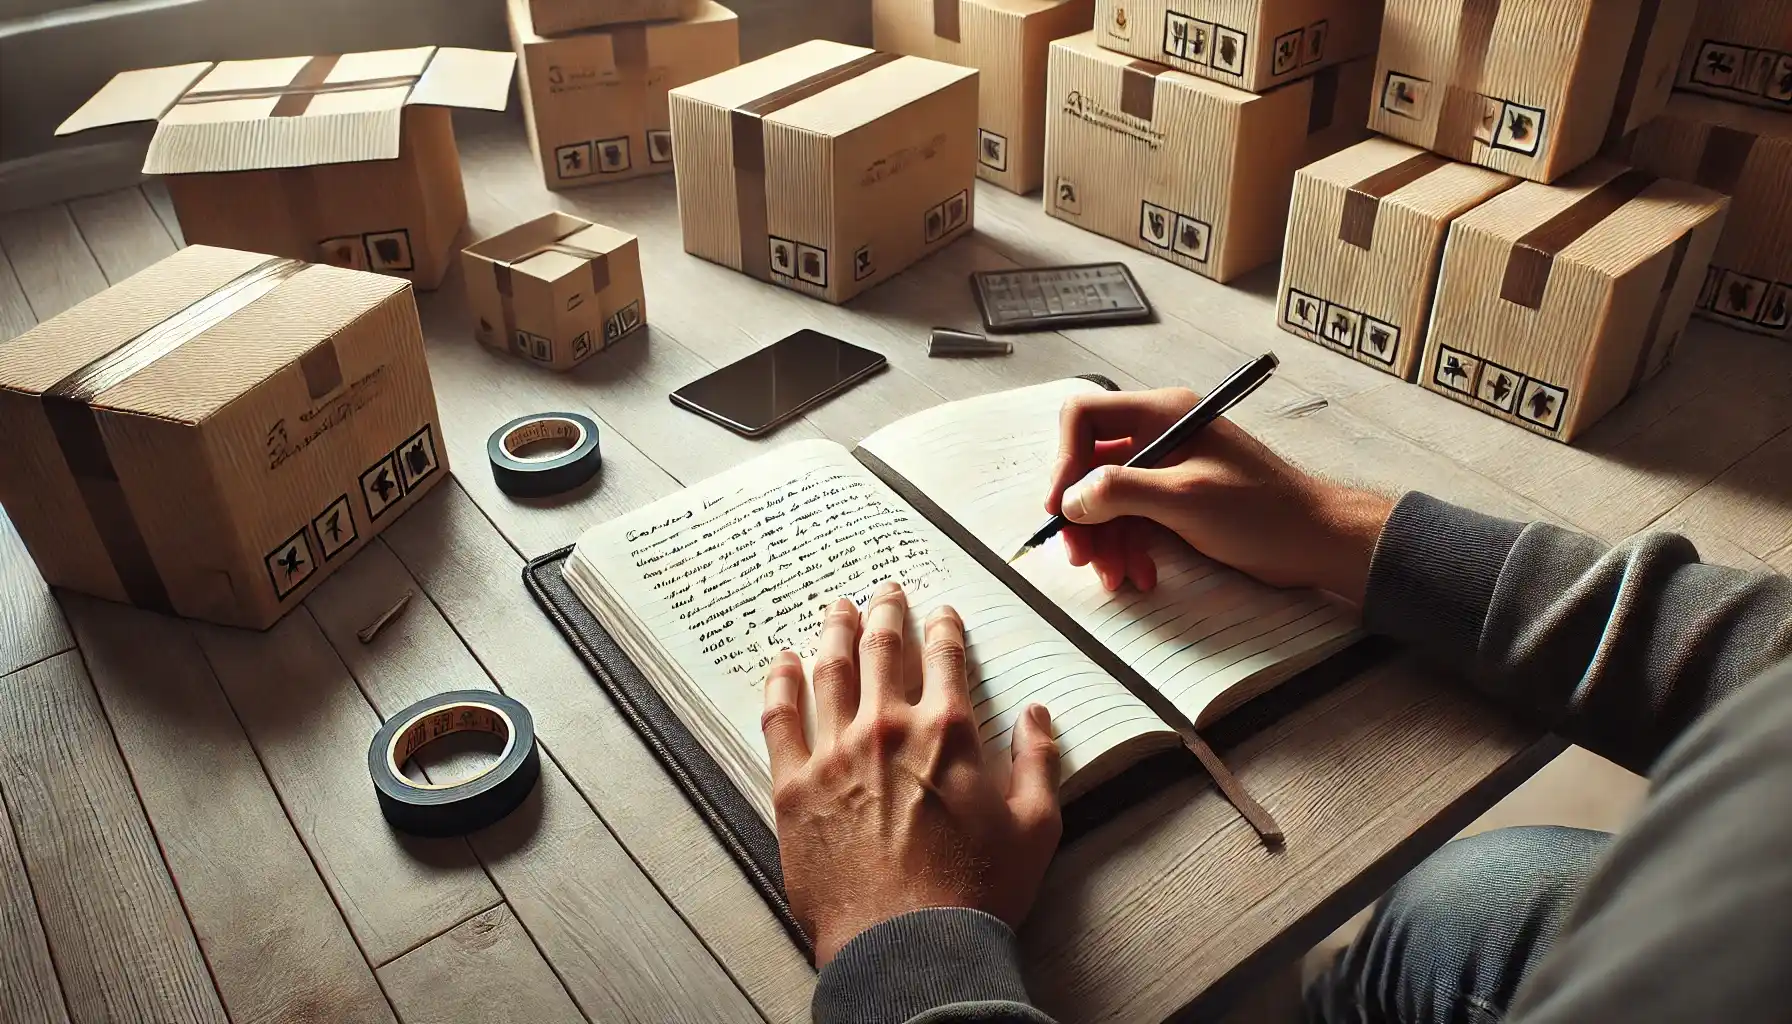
[1062,482,1088,522]
[876,581,902,597]
[833,597,856,614]
[1029,704,1051,729]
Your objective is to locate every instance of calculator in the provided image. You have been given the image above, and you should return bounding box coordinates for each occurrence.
[970,262,1154,334]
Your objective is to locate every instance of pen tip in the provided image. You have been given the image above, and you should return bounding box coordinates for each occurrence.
[1006,544,1032,565]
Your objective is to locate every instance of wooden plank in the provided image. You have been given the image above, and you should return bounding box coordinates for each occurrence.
[0,652,226,1024]
[380,484,816,1024]
[1646,424,1792,563]
[62,593,397,1024]
[68,187,178,284]
[0,203,108,321]
[141,180,186,247]
[0,793,69,1024]
[0,240,35,341]
[379,905,586,1024]
[0,510,73,677]
[193,610,501,967]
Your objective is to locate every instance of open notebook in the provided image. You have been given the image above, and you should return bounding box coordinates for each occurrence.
[563,378,1358,827]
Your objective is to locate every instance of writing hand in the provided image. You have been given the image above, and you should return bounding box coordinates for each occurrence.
[1045,388,1394,605]
[760,582,1062,966]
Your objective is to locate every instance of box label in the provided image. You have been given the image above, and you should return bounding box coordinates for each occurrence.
[1432,344,1569,433]
[1284,287,1400,367]
[1689,39,1792,106]
[1062,91,1165,149]
[1698,265,1792,335]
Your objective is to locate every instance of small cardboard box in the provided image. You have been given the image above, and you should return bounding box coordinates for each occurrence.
[56,47,516,291]
[463,213,648,370]
[1279,138,1519,379]
[511,0,740,190]
[1043,33,1372,283]
[872,0,1094,195]
[530,0,704,36]
[1090,0,1382,94]
[669,41,979,304]
[1624,94,1792,341]
[1420,160,1727,442]
[1369,0,1697,184]
[0,246,445,629]
[1675,1,1792,114]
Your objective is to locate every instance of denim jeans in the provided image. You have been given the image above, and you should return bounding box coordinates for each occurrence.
[1305,825,1614,1024]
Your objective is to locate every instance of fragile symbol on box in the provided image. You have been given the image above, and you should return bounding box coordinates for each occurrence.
[557,142,596,179]
[1491,100,1546,156]
[365,230,415,272]
[1303,21,1328,66]
[1273,30,1302,76]
[1172,215,1211,262]
[312,493,358,562]
[1285,288,1323,333]
[647,129,674,164]
[1163,13,1214,66]
[606,299,643,341]
[853,244,875,281]
[1476,362,1522,413]
[597,136,631,173]
[265,526,318,600]
[1382,72,1429,120]
[398,425,440,492]
[1212,26,1247,76]
[1518,379,1566,431]
[797,244,829,287]
[1140,201,1173,248]
[360,452,406,522]
[1361,318,1398,365]
[769,236,797,277]
[1055,178,1081,215]
[516,330,553,363]
[1320,303,1361,349]
[1433,345,1480,395]
[573,331,594,361]
[1110,2,1132,40]
[979,129,1008,172]
[319,237,368,270]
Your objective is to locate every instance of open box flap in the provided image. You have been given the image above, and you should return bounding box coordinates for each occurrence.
[56,63,217,135]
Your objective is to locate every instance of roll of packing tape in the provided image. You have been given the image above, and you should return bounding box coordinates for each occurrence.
[488,412,602,497]
[368,690,541,837]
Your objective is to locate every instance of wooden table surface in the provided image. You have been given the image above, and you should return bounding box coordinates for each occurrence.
[2,111,1790,1024]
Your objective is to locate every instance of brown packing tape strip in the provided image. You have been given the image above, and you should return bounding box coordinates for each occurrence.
[1500,169,1656,310]
[301,341,343,401]
[40,257,307,613]
[731,51,902,281]
[853,447,1285,846]
[1629,230,1693,392]
[176,74,424,108]
[1435,0,1501,160]
[1604,0,1662,144]
[1121,60,1169,121]
[1339,152,1452,250]
[492,235,613,352]
[933,0,961,42]
[1306,64,1341,135]
[611,25,649,75]
[1695,126,1757,192]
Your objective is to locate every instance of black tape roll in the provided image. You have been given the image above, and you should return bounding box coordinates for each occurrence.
[488,412,602,497]
[368,690,541,837]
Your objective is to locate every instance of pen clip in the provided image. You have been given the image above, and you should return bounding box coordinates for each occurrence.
[1213,370,1272,420]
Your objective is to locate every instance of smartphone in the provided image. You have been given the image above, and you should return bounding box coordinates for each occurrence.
[669,329,888,437]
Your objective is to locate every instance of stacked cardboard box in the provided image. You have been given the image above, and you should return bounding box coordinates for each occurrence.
[1674,0,1792,114]
[464,213,648,370]
[1091,0,1383,93]
[510,0,740,190]
[872,0,1095,195]
[529,0,701,35]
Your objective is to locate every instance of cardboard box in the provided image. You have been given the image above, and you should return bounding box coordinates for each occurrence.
[1279,138,1518,379]
[872,0,1094,194]
[56,47,516,291]
[0,246,445,629]
[530,0,703,36]
[1043,33,1372,282]
[511,0,740,190]
[1420,160,1727,442]
[1675,1,1792,114]
[1090,0,1382,93]
[1623,93,1792,341]
[1369,0,1697,184]
[669,40,979,304]
[463,213,648,369]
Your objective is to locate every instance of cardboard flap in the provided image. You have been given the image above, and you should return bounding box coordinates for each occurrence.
[56,63,215,135]
[409,48,517,111]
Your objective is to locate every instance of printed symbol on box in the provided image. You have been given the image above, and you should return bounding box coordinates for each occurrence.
[1163,13,1190,60]
[597,136,631,173]
[1320,303,1360,349]
[1718,270,1767,320]
[1382,72,1428,120]
[1518,379,1566,431]
[513,330,532,357]
[978,129,1008,172]
[1273,30,1302,76]
[1698,266,1723,310]
[1285,289,1323,333]
[1476,363,1522,413]
[943,190,969,233]
[1139,201,1172,249]
[853,244,875,281]
[557,142,595,179]
[1743,50,1778,95]
[795,244,828,287]
[1302,21,1327,66]
[264,527,317,600]
[604,299,642,343]
[1474,95,1502,144]
[319,237,367,270]
[361,452,405,521]
[1212,26,1247,76]
[1055,177,1081,214]
[311,494,357,562]
[516,331,551,362]
[1111,2,1131,40]
[572,331,594,362]
[925,204,946,243]
[1171,214,1211,263]
[769,236,797,277]
[1768,56,1792,103]
[1693,42,1745,89]
[647,129,673,164]
[398,424,440,493]
[477,317,497,344]
[1493,102,1545,156]
[1361,318,1398,365]
[566,291,586,313]
[1757,284,1791,329]
[1434,346,1480,396]
[365,230,414,272]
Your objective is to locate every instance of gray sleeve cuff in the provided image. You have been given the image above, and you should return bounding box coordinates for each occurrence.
[813,908,1053,1024]
[1364,491,1524,671]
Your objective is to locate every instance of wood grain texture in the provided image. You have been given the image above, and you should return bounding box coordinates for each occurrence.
[379,905,586,1024]
[0,203,108,321]
[193,610,500,967]
[0,510,73,678]
[1647,424,1792,561]
[67,187,178,285]
[0,652,226,1024]
[0,793,69,1024]
[62,593,397,1024]
[0,242,34,341]
[142,180,186,247]
[377,491,815,1023]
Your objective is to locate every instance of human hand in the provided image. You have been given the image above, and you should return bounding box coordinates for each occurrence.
[760,582,1062,966]
[1045,387,1394,605]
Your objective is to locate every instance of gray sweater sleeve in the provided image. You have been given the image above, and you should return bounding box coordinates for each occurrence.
[813,491,1792,1024]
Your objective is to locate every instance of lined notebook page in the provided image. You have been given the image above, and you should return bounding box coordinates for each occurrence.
[859,380,1358,727]
[564,440,1175,823]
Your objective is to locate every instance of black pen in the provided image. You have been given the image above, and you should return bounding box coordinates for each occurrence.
[1006,352,1281,564]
